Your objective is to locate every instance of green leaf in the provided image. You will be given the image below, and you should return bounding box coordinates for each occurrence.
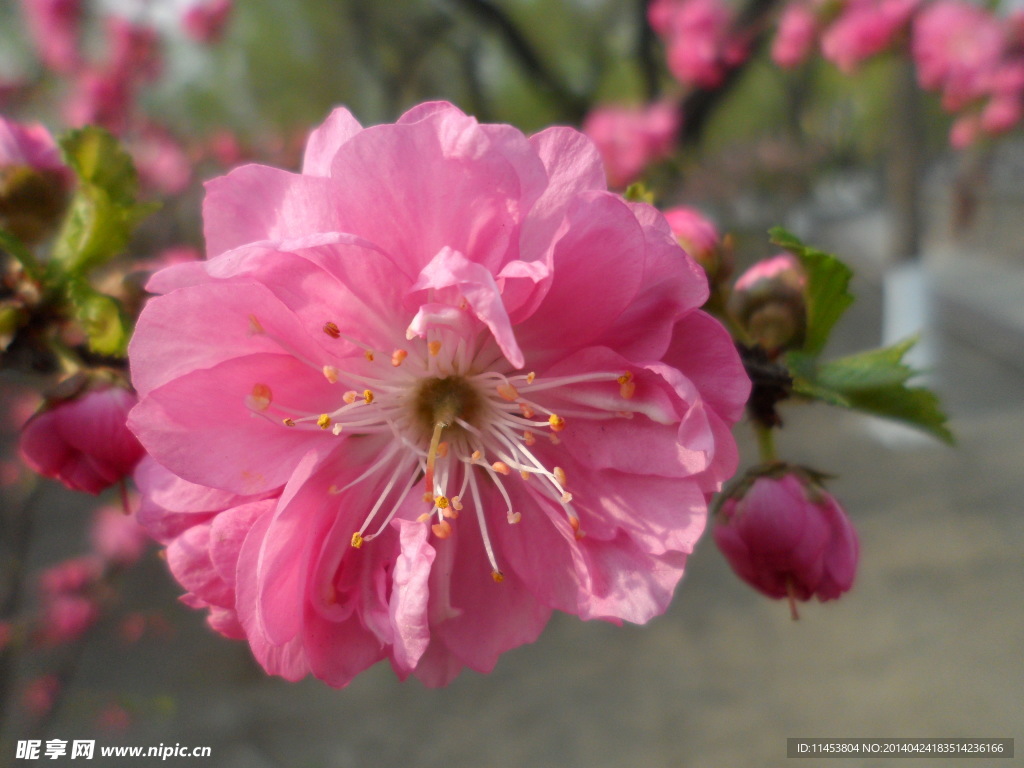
[50,127,156,276]
[785,339,954,444]
[65,279,130,358]
[769,227,854,356]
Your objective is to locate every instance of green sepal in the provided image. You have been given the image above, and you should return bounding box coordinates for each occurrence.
[769,227,854,356]
[623,182,655,204]
[0,228,44,282]
[64,278,130,358]
[50,127,157,277]
[786,338,954,444]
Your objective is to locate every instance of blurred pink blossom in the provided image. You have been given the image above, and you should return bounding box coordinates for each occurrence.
[91,504,149,566]
[128,101,749,687]
[182,0,233,44]
[131,125,192,195]
[106,16,162,82]
[23,675,60,718]
[18,0,83,73]
[912,0,1006,110]
[38,593,99,645]
[714,469,859,614]
[38,556,101,596]
[582,101,680,188]
[821,0,919,74]
[0,116,65,173]
[772,2,819,69]
[20,378,145,494]
[63,68,133,132]
[649,0,740,88]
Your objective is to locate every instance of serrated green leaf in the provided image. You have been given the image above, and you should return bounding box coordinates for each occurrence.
[769,226,854,356]
[50,127,156,276]
[784,339,954,444]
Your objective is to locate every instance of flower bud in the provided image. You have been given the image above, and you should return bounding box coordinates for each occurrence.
[19,372,145,494]
[662,206,733,287]
[0,117,70,244]
[713,465,859,615]
[728,253,807,356]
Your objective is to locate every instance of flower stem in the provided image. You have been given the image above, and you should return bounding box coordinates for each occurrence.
[755,422,777,463]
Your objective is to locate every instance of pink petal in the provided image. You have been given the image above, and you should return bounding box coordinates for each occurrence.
[301,106,363,176]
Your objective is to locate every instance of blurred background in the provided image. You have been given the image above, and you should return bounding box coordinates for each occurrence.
[1,0,1022,766]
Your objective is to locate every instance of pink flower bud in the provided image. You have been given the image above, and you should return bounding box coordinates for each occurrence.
[0,116,70,244]
[729,253,807,355]
[662,205,732,285]
[714,468,859,614]
[19,376,145,494]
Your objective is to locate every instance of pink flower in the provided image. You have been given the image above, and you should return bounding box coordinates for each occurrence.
[130,125,192,195]
[20,377,145,494]
[23,675,60,718]
[772,2,819,69]
[912,0,1006,110]
[18,0,83,74]
[582,101,680,188]
[128,102,749,687]
[38,556,101,595]
[182,0,233,44]
[38,593,99,645]
[106,16,162,83]
[714,468,859,615]
[63,68,134,132]
[821,0,919,74]
[91,504,149,566]
[649,0,740,88]
[0,116,64,172]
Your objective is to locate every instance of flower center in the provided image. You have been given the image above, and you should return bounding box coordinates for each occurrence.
[244,312,639,581]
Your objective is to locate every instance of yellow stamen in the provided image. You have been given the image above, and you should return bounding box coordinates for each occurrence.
[618,371,636,400]
[507,511,522,524]
[435,495,449,509]
[322,365,339,383]
[431,520,452,539]
[520,471,530,480]
[554,466,568,487]
[350,531,364,549]
[519,403,535,419]
[391,349,408,366]
[282,417,296,427]
[491,461,511,475]
[548,414,566,432]
[428,340,442,356]
[323,321,340,339]
[362,389,374,404]
[364,350,374,362]
[491,570,505,583]
[317,414,331,430]
[417,512,431,522]
[343,391,358,404]
[526,372,536,384]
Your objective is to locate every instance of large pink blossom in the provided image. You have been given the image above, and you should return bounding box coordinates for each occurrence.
[772,2,819,69]
[128,102,749,687]
[582,101,680,188]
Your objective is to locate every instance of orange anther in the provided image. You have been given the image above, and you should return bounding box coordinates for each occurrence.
[391,349,408,366]
[431,520,453,539]
[323,321,340,338]
[497,383,519,401]
[491,461,511,475]
[548,414,566,432]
